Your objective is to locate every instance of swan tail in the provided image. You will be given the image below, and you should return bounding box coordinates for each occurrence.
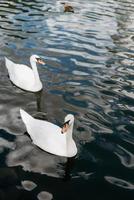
[20,109,34,127]
[5,57,15,75]
[5,57,14,68]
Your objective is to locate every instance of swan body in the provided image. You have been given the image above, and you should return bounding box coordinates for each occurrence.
[20,109,77,157]
[5,55,45,92]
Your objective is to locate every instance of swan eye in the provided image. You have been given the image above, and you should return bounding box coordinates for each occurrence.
[36,58,41,62]
[36,58,45,65]
[63,120,70,126]
[61,120,70,134]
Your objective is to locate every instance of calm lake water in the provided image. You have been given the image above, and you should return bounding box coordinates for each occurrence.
[0,0,134,199]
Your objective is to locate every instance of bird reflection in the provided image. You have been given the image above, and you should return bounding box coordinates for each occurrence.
[63,156,76,181]
[7,131,76,179]
[35,90,44,113]
[34,90,48,121]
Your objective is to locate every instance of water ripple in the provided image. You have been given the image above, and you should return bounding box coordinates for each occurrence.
[115,145,134,168]
[0,0,134,199]
[105,176,134,190]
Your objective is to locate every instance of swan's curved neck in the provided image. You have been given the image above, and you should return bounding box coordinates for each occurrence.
[30,60,40,83]
[66,123,74,143]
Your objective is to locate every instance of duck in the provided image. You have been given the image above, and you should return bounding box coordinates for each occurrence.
[61,2,74,13]
[5,55,45,92]
[20,109,77,157]
[44,2,74,13]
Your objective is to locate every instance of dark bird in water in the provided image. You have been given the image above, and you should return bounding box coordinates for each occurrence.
[44,2,74,13]
[61,2,74,13]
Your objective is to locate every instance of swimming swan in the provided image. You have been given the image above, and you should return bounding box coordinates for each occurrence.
[20,109,77,157]
[5,55,45,92]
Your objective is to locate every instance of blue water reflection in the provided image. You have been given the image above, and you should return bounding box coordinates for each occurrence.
[0,0,134,199]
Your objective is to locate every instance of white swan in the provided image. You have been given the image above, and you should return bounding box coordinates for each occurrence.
[20,109,77,157]
[5,55,45,92]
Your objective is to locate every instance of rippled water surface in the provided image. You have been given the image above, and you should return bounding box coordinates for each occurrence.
[0,0,134,199]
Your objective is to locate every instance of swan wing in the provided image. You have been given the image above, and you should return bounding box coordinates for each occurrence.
[5,57,35,90]
[20,109,67,156]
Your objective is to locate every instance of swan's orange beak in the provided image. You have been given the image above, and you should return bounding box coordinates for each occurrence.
[61,120,70,134]
[36,58,45,65]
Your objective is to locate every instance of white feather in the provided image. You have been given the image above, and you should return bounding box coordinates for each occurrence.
[20,109,77,157]
[5,55,43,92]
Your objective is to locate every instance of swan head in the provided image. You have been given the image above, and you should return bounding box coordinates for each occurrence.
[30,55,45,65]
[61,114,74,134]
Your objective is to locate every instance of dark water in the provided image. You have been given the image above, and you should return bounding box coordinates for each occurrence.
[0,0,134,199]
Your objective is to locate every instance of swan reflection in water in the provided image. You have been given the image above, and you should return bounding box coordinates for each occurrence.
[6,132,76,180]
[35,90,47,115]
